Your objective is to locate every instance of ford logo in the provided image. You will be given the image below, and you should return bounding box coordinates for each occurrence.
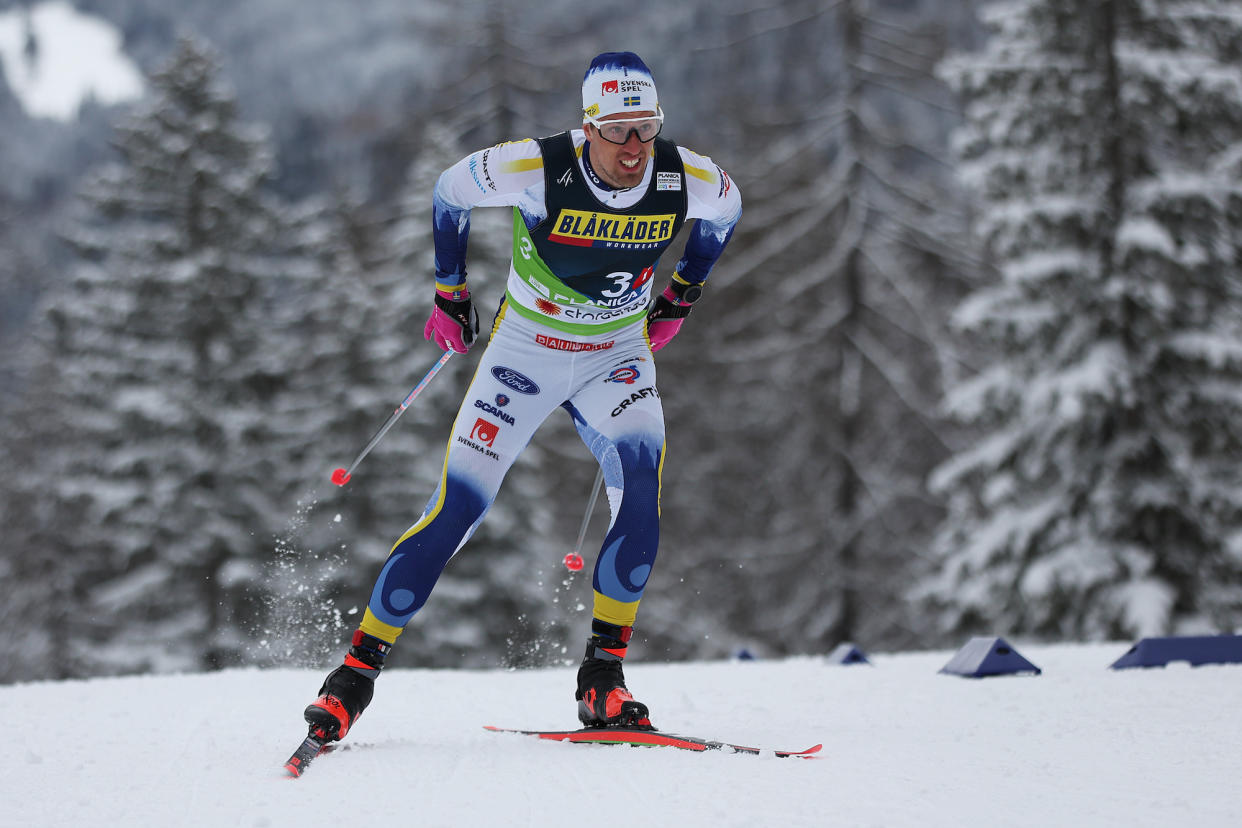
[491,366,540,395]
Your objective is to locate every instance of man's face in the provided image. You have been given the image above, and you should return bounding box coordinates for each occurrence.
[584,110,658,190]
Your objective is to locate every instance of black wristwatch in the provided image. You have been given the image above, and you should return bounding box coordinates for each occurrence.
[670,281,704,305]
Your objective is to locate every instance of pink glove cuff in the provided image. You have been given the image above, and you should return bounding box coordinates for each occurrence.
[647,318,684,352]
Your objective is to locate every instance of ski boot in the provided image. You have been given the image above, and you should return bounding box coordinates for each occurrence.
[303,630,391,741]
[575,621,651,728]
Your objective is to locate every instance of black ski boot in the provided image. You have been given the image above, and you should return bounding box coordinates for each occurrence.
[303,630,391,741]
[575,621,651,728]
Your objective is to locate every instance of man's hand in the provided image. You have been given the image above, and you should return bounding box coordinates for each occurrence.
[424,288,480,353]
[646,285,696,352]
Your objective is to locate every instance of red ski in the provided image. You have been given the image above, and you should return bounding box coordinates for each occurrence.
[484,725,821,758]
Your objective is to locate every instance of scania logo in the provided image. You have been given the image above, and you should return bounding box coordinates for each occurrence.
[491,366,540,395]
[474,399,516,425]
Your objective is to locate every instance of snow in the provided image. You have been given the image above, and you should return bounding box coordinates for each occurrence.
[1170,332,1242,370]
[1023,340,1126,421]
[3,643,1240,827]
[1115,580,1178,637]
[0,1,144,121]
[1001,249,1091,285]
[1116,215,1176,259]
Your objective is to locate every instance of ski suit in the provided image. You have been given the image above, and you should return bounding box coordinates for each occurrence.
[358,129,741,644]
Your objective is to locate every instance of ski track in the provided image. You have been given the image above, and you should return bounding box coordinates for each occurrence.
[1,644,1240,827]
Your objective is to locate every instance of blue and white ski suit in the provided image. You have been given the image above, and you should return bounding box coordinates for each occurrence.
[358,129,741,643]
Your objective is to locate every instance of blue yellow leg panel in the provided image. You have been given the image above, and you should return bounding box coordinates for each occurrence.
[591,435,662,616]
[366,473,490,629]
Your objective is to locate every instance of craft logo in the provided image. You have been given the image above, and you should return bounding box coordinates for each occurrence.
[605,366,641,385]
[535,334,615,353]
[491,366,540,395]
[478,149,498,191]
[470,417,499,447]
[623,96,641,107]
[611,385,659,417]
[548,209,676,250]
[602,80,619,94]
[656,172,682,192]
[474,399,515,426]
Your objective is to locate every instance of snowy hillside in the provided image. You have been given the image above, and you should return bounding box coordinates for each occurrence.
[2,642,1239,827]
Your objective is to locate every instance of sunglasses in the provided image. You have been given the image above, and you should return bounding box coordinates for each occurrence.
[584,112,664,145]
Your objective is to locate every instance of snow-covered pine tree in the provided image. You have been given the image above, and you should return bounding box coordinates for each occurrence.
[0,204,38,410]
[0,333,86,681]
[364,0,586,199]
[646,0,978,657]
[923,0,1242,640]
[239,187,395,669]
[418,0,583,144]
[33,36,294,673]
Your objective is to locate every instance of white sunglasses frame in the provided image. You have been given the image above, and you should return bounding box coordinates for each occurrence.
[583,111,665,144]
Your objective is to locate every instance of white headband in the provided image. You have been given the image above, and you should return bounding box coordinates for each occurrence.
[582,52,660,120]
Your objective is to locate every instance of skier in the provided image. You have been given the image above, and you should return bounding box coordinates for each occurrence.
[303,52,742,743]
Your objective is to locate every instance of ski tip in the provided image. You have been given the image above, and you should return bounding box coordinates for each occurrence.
[785,743,823,757]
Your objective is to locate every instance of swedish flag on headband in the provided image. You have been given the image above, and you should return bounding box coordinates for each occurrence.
[623,96,641,107]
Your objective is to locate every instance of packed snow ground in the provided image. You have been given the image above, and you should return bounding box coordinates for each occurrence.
[2,642,1238,827]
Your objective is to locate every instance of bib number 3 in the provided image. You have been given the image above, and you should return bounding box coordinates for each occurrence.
[600,266,656,298]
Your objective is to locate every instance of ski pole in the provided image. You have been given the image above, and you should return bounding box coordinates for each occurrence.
[331,351,454,486]
[563,466,604,571]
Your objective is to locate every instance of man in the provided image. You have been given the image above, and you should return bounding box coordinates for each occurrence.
[303,51,741,743]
